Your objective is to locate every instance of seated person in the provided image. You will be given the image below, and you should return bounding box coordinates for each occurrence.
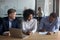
[38,12,59,35]
[2,8,20,36]
[22,9,37,35]
[0,18,3,35]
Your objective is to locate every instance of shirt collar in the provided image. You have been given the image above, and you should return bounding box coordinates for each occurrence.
[27,19,33,22]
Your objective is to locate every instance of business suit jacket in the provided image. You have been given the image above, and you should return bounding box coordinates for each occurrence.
[2,17,21,33]
[0,18,3,35]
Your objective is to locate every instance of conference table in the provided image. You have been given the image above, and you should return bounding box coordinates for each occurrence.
[0,31,60,40]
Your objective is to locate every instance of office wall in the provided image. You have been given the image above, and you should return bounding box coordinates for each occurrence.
[59,0,60,17]
[56,0,59,17]
[37,0,45,17]
[0,0,35,17]
[49,0,53,14]
[37,0,53,16]
[37,0,45,10]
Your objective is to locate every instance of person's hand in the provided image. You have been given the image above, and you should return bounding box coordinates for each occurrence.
[3,31,10,36]
[28,31,33,35]
[26,32,30,35]
[40,29,46,32]
[26,31,32,35]
[46,32,51,35]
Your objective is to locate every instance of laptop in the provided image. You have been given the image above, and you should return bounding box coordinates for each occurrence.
[9,28,28,38]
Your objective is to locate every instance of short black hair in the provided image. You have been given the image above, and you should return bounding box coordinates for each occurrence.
[23,9,34,21]
[7,8,16,15]
[38,7,41,10]
[50,12,57,18]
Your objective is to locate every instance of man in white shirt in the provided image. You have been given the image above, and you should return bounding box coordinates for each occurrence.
[22,9,37,35]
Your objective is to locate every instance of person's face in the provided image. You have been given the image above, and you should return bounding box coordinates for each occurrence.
[49,16,56,22]
[38,8,41,11]
[9,12,16,20]
[38,7,41,11]
[28,14,33,21]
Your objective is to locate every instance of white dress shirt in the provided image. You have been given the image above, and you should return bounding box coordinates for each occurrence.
[9,21,12,28]
[22,19,37,33]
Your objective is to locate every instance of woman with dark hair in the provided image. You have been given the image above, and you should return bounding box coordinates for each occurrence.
[22,9,37,35]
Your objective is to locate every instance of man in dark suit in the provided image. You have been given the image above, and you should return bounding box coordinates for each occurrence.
[2,8,20,36]
[0,18,3,35]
